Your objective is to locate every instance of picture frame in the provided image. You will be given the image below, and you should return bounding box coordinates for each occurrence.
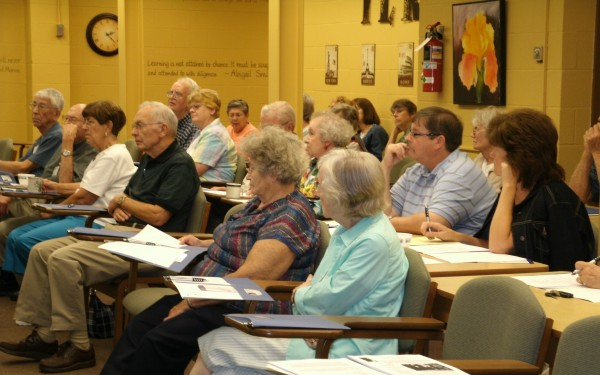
[325,45,338,85]
[361,44,375,86]
[398,42,414,87]
[452,0,505,105]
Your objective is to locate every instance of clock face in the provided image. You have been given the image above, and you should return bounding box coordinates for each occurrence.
[86,13,118,56]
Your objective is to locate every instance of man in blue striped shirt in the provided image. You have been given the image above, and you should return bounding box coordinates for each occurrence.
[382,106,496,235]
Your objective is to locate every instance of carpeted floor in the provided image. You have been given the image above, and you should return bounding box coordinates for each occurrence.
[0,294,115,375]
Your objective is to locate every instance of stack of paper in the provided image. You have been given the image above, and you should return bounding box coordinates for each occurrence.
[412,243,530,264]
[99,225,207,272]
[267,354,468,375]
[168,277,273,302]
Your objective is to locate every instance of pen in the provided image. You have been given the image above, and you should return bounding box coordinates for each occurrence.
[424,205,432,232]
[572,255,600,275]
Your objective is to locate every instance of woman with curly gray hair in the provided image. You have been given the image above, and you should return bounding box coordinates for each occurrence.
[300,112,354,217]
[189,149,409,375]
[100,126,321,375]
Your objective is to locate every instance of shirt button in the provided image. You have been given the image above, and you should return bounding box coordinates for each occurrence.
[520,235,525,242]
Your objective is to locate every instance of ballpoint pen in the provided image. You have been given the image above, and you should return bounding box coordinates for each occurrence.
[424,204,432,232]
[572,255,600,275]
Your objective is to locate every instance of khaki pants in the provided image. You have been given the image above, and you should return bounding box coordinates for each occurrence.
[14,227,159,332]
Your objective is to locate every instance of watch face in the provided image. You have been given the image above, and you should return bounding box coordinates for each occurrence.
[86,13,118,56]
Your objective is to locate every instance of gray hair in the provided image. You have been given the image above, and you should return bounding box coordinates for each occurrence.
[330,103,359,131]
[240,126,308,185]
[310,112,354,148]
[227,99,249,115]
[472,106,502,130]
[34,88,64,111]
[318,149,386,218]
[139,101,178,137]
[176,77,200,95]
[303,93,314,122]
[260,101,296,130]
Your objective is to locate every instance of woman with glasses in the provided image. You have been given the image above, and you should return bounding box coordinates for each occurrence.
[471,106,502,192]
[2,100,136,276]
[352,97,389,160]
[186,89,237,182]
[188,149,408,375]
[422,109,594,271]
[225,99,257,151]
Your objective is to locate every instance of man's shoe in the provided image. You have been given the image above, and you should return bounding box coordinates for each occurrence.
[39,341,95,373]
[0,271,19,296]
[0,331,58,360]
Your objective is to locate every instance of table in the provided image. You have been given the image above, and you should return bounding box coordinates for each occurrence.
[424,256,548,277]
[431,273,600,365]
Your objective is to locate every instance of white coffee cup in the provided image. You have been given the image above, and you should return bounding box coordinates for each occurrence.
[226,183,242,199]
[397,232,412,247]
[17,173,35,187]
[28,177,43,193]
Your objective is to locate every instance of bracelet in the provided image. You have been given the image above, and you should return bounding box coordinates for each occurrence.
[185,298,194,309]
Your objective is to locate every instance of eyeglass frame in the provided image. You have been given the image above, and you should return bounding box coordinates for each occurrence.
[409,130,441,138]
[166,91,185,99]
[29,102,54,111]
[132,121,164,130]
[62,115,83,123]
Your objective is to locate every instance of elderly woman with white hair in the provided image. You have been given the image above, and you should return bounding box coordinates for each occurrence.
[300,111,354,217]
[472,106,502,192]
[189,149,409,375]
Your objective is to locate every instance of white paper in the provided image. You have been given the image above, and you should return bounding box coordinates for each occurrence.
[100,241,187,269]
[268,358,383,375]
[512,273,600,303]
[414,243,489,255]
[431,251,530,264]
[420,257,443,265]
[127,225,182,248]
[349,354,469,375]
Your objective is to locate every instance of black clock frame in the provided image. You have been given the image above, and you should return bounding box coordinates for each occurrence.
[86,13,118,57]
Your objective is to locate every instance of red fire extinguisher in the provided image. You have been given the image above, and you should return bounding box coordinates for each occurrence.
[422,22,444,92]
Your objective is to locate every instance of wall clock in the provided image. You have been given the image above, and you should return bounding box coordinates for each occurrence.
[86,13,118,56]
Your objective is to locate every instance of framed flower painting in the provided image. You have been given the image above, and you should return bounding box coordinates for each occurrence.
[452,0,505,105]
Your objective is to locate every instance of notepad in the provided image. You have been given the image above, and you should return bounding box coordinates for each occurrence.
[227,314,349,330]
[168,277,273,302]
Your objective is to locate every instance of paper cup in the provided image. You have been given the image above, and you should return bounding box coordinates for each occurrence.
[397,232,412,247]
[17,173,35,187]
[226,183,242,199]
[27,177,43,193]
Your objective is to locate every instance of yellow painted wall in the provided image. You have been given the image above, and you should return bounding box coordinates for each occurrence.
[138,0,269,127]
[418,0,597,177]
[303,0,421,134]
[0,1,27,143]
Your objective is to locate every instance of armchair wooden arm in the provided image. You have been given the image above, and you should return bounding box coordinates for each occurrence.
[225,315,445,358]
[440,360,540,375]
[245,280,300,313]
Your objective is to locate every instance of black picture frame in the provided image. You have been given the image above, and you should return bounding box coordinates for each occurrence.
[452,0,505,105]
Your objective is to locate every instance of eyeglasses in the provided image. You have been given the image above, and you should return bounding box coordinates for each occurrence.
[29,102,51,111]
[166,91,184,99]
[133,121,163,130]
[62,115,83,123]
[409,130,441,138]
[190,103,203,111]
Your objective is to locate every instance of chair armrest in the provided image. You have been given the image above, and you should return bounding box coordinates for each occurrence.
[440,360,541,375]
[201,181,227,188]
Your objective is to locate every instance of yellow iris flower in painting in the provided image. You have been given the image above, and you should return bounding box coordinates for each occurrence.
[458,11,498,103]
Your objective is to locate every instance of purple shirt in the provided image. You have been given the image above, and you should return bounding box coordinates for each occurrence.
[194,190,320,313]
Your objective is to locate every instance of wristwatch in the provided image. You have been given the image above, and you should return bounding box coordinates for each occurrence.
[117,195,127,206]
[61,149,73,157]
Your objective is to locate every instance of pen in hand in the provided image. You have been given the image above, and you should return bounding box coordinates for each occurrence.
[424,205,432,232]
[572,255,600,275]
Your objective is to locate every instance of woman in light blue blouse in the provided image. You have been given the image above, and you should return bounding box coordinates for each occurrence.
[189,149,409,375]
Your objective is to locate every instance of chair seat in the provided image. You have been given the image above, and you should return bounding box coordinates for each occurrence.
[123,288,178,316]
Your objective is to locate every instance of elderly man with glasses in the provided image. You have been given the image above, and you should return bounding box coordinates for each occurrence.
[167,77,200,149]
[381,106,496,235]
[0,101,200,373]
[0,103,97,297]
[0,88,64,177]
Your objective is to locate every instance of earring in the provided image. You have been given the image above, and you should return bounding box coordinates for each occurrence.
[104,132,108,137]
